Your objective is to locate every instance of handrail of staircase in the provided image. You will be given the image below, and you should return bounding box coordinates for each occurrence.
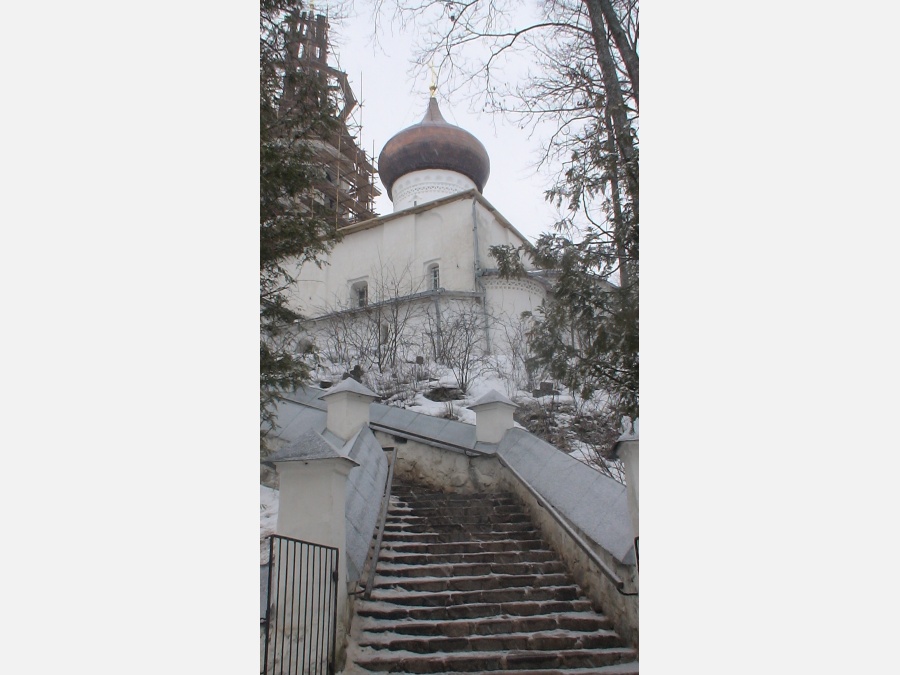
[359,444,398,600]
[368,420,487,457]
[497,454,638,597]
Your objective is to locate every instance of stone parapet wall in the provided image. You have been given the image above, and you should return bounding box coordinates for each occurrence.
[371,432,500,493]
[498,465,639,649]
[344,429,389,584]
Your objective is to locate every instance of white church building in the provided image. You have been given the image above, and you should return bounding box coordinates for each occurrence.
[287,95,550,363]
[261,14,639,673]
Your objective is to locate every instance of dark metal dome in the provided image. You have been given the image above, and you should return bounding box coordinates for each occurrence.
[377,98,491,200]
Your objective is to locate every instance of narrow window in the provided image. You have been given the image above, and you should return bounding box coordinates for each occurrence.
[352,281,368,307]
[429,264,440,290]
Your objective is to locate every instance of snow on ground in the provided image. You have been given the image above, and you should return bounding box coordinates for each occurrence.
[403,390,464,421]
[260,485,279,564]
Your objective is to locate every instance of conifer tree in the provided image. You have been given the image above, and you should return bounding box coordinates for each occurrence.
[260,0,340,443]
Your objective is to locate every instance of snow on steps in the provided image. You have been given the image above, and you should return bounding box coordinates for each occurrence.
[342,480,638,674]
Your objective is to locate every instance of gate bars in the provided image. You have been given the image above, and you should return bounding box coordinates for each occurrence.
[263,535,339,675]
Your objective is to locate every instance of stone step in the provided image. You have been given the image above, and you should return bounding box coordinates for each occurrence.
[388,503,526,517]
[372,572,574,594]
[380,529,543,544]
[368,584,582,607]
[391,495,519,508]
[382,519,539,531]
[353,646,638,673]
[381,538,546,555]
[367,666,640,675]
[375,559,567,578]
[348,480,638,674]
[358,628,625,654]
[359,612,616,637]
[389,503,517,510]
[385,519,534,533]
[383,516,534,531]
[389,505,526,517]
[379,548,559,566]
[354,598,595,622]
[391,483,518,504]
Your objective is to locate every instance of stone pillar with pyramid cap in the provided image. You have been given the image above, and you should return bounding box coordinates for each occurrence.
[265,429,358,545]
[468,389,518,444]
[613,419,639,545]
[263,429,359,668]
[319,377,378,442]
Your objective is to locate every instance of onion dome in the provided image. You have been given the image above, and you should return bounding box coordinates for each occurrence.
[378,97,491,200]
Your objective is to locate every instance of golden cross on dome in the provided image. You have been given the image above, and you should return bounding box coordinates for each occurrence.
[428,62,438,97]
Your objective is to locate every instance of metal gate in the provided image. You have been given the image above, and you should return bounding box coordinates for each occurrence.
[262,535,339,675]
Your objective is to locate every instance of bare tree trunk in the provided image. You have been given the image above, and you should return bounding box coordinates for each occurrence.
[594,0,638,108]
[583,0,638,207]
[604,107,630,291]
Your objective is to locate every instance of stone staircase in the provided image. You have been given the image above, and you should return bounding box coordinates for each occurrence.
[344,479,639,674]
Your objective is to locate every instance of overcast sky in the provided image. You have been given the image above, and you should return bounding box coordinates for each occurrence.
[329,8,563,244]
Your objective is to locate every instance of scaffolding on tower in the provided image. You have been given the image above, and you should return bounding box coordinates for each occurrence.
[281,10,381,228]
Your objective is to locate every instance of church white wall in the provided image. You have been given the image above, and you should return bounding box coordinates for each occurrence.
[391,169,477,212]
[484,277,544,320]
[290,192,543,320]
[467,200,539,281]
[291,199,483,315]
[288,193,547,383]
[302,294,468,372]
[483,276,546,366]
